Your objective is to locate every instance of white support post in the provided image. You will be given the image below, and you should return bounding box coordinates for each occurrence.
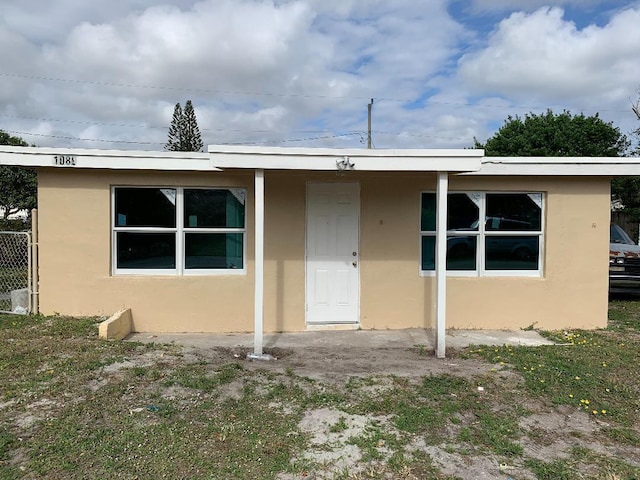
[31,208,39,314]
[435,172,449,358]
[248,169,272,360]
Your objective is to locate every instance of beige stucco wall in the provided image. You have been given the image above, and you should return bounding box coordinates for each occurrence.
[37,168,610,332]
[37,169,256,332]
[444,176,610,330]
[358,174,610,331]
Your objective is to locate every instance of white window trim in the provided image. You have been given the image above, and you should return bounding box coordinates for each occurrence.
[111,186,247,276]
[419,191,544,278]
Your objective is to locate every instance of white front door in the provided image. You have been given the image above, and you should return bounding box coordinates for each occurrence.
[306,182,360,325]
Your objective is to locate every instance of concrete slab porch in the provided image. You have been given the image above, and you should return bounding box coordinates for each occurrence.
[126,328,554,352]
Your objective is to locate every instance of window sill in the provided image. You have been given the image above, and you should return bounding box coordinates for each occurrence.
[419,270,542,278]
[112,269,247,276]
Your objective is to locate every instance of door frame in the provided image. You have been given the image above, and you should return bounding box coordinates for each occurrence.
[305,181,361,326]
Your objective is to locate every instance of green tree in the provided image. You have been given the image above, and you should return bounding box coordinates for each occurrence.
[632,95,640,155]
[182,100,203,152]
[0,130,36,220]
[475,110,629,157]
[165,100,203,152]
[165,103,183,151]
[611,98,640,220]
[474,110,636,219]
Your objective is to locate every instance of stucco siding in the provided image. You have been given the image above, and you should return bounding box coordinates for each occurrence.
[262,174,306,332]
[446,176,610,330]
[37,169,256,332]
[37,169,610,332]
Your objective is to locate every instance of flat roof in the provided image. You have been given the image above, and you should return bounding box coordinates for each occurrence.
[0,146,216,171]
[0,145,639,175]
[207,145,483,172]
[469,156,640,176]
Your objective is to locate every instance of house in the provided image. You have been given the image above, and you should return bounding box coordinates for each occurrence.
[0,144,637,357]
[0,207,29,221]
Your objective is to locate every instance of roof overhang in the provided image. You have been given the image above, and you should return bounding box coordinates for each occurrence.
[208,145,483,172]
[2,145,639,176]
[0,146,217,171]
[467,156,640,176]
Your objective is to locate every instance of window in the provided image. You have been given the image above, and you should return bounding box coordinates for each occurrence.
[113,187,246,275]
[420,192,544,276]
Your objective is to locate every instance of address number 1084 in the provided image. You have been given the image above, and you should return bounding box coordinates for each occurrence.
[53,155,76,166]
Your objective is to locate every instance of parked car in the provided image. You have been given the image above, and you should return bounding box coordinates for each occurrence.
[449,217,538,260]
[609,223,640,293]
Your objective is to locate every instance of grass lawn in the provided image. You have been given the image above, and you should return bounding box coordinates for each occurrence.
[0,302,639,479]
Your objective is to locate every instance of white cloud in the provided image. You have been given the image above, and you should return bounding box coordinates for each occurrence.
[0,0,476,148]
[0,0,637,150]
[458,6,640,117]
[42,1,320,92]
[0,0,191,43]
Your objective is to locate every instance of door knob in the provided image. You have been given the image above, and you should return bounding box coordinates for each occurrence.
[352,261,357,267]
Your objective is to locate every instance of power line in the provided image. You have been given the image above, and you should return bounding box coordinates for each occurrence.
[6,130,164,145]
[279,132,363,143]
[373,130,474,141]
[0,113,482,145]
[0,73,373,101]
[1,114,164,130]
[0,113,356,135]
[0,72,631,113]
[4,129,365,147]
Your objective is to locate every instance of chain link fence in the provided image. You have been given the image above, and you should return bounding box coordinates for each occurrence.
[0,231,31,313]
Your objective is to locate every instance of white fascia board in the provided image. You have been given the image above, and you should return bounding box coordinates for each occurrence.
[466,156,640,176]
[0,146,218,171]
[208,145,483,172]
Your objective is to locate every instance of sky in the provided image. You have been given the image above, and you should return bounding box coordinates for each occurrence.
[1,0,639,151]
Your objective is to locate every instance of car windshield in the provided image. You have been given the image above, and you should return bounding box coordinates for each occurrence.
[611,224,635,245]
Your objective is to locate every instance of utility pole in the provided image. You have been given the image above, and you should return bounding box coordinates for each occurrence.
[367,98,374,149]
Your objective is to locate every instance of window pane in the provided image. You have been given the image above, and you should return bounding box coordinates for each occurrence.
[485,236,539,270]
[421,236,435,270]
[610,224,634,245]
[184,189,245,228]
[422,236,478,271]
[185,233,244,269]
[486,194,541,231]
[115,188,176,228]
[421,193,436,231]
[447,236,477,270]
[448,194,479,231]
[117,232,176,269]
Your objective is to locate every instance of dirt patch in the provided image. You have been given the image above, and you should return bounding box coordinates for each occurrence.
[14,398,60,429]
[517,407,640,467]
[177,343,636,479]
[217,346,295,360]
[100,350,175,374]
[279,408,397,479]
[0,399,16,410]
[192,345,502,383]
[416,442,536,480]
[300,409,372,473]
